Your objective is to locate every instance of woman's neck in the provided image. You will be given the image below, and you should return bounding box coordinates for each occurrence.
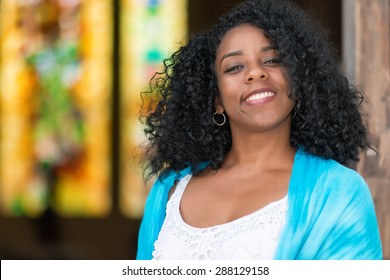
[222,127,295,171]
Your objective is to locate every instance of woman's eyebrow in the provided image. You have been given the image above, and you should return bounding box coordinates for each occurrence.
[220,50,242,65]
[261,45,275,52]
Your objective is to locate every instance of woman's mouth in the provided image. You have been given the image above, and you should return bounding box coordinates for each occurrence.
[242,89,276,106]
[245,91,275,102]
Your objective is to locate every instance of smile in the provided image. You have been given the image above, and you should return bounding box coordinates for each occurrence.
[245,91,275,102]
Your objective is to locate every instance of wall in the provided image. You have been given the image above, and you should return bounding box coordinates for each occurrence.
[343,0,390,259]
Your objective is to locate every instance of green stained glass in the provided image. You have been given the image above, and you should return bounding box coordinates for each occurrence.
[146,48,163,63]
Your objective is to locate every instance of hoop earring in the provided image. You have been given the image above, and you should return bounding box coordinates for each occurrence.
[213,111,226,126]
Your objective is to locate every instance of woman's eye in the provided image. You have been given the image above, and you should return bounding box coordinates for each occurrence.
[224,65,243,73]
[264,58,281,65]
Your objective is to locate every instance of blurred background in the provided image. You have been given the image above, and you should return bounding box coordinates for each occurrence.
[0,0,388,259]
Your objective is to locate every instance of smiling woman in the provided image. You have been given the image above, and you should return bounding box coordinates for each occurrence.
[137,0,383,260]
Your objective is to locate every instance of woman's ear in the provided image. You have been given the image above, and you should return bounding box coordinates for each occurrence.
[214,96,224,113]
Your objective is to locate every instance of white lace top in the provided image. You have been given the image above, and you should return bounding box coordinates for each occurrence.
[152,174,288,260]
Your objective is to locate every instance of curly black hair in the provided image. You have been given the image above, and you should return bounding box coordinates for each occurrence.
[140,0,371,179]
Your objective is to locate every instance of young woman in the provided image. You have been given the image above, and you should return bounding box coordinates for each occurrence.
[136,0,382,259]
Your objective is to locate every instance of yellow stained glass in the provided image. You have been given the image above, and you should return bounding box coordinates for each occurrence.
[120,0,188,217]
[0,0,112,217]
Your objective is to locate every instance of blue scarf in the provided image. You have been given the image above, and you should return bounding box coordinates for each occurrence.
[136,149,383,259]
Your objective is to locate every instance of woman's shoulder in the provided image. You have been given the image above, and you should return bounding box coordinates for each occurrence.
[292,149,376,225]
[155,162,210,184]
[294,148,368,193]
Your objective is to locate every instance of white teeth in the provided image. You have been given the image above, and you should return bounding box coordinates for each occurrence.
[246,91,275,101]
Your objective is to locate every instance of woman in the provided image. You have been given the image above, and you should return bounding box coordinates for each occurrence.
[137,0,382,259]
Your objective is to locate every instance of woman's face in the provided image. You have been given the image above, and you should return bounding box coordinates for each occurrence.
[214,24,294,134]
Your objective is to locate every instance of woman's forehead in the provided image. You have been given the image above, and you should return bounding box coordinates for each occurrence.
[216,25,272,56]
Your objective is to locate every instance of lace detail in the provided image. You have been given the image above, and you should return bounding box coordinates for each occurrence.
[152,174,288,260]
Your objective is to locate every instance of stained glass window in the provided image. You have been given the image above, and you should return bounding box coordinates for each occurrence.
[0,0,112,217]
[120,0,188,217]
[0,0,187,218]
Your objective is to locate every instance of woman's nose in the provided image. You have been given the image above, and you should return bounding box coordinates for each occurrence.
[246,66,268,82]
